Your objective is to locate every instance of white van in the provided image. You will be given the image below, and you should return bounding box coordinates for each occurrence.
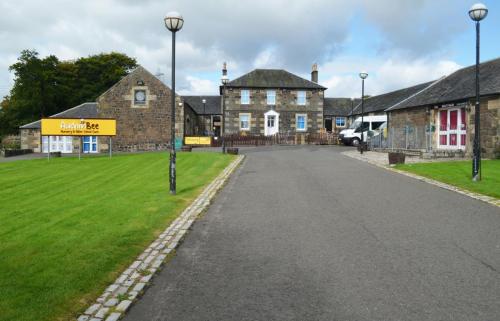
[339,115,387,146]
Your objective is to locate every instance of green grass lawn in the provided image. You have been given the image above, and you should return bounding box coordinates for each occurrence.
[396,159,500,199]
[0,152,235,321]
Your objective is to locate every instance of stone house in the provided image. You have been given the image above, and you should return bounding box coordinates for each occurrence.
[182,96,222,137]
[20,66,190,153]
[323,98,359,133]
[221,64,326,135]
[385,57,500,158]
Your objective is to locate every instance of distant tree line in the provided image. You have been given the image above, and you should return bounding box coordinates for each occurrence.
[0,50,138,137]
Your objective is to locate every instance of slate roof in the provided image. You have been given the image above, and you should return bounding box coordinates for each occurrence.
[324,98,360,116]
[182,96,221,115]
[226,69,326,90]
[351,81,436,115]
[19,102,99,129]
[387,57,500,111]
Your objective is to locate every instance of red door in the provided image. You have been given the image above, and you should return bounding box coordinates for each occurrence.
[449,110,458,146]
[439,110,447,145]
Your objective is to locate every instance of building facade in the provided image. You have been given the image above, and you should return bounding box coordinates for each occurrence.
[385,58,500,158]
[221,65,326,135]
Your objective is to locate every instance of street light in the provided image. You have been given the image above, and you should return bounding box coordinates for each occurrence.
[469,3,488,181]
[350,97,354,126]
[359,71,368,154]
[202,98,207,135]
[221,74,229,154]
[164,11,184,195]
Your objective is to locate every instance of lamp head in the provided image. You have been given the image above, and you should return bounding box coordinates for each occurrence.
[221,75,229,85]
[469,3,488,21]
[359,71,368,80]
[164,11,184,32]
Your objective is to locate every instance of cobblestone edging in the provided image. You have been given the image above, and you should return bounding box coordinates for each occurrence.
[342,151,500,209]
[77,155,245,321]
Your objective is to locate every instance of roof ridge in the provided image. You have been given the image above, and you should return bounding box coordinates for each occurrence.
[385,77,446,112]
[50,102,96,117]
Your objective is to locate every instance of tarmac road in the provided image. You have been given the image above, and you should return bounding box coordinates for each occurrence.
[124,146,500,321]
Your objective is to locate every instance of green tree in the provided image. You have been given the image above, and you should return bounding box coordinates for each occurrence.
[0,50,137,136]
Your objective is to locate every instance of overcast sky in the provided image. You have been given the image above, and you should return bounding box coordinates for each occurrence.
[1,0,499,100]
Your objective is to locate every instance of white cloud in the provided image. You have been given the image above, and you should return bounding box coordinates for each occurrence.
[179,76,218,96]
[321,55,462,97]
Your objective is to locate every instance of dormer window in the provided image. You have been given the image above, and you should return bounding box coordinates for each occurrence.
[297,91,306,105]
[134,90,146,105]
[241,89,250,105]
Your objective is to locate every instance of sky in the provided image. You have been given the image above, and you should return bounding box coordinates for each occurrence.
[0,0,499,100]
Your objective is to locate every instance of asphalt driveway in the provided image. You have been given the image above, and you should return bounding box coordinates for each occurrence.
[124,146,500,321]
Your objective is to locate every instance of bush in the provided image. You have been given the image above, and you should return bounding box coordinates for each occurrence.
[1,135,21,150]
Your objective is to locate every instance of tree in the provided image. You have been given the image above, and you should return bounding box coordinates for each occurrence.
[0,50,137,136]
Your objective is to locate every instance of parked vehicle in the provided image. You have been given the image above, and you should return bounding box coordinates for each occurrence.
[339,115,387,146]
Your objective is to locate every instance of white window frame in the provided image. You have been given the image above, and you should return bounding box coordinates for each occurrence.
[267,90,276,105]
[296,113,307,132]
[335,117,346,127]
[296,91,306,105]
[239,113,251,131]
[241,89,250,105]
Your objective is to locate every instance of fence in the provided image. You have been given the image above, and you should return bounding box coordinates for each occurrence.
[211,132,339,147]
[369,126,433,151]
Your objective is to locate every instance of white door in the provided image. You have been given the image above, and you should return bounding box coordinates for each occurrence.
[438,108,466,150]
[264,110,279,136]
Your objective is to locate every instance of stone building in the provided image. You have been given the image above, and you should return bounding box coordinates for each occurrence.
[20,66,191,153]
[323,98,359,133]
[182,96,222,136]
[221,64,326,135]
[385,58,500,158]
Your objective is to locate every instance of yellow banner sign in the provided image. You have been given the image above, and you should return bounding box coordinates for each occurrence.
[41,118,116,136]
[185,136,211,145]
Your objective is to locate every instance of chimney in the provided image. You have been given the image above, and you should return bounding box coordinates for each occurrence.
[311,63,318,83]
[222,62,227,77]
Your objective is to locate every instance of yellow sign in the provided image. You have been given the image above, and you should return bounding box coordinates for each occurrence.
[185,136,211,145]
[41,118,116,136]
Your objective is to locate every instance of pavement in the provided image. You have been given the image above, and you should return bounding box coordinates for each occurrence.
[123,145,500,321]
[341,150,470,167]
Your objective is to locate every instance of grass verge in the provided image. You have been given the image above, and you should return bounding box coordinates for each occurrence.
[0,152,235,321]
[395,159,500,199]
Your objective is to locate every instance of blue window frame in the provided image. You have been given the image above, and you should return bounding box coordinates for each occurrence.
[335,117,346,127]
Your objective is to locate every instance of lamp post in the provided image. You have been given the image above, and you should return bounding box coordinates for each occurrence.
[359,71,368,154]
[221,75,229,153]
[164,11,184,195]
[202,98,206,135]
[350,97,354,126]
[469,3,488,181]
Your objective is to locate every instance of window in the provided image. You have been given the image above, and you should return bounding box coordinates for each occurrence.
[296,114,307,131]
[297,91,306,105]
[371,121,385,130]
[240,113,250,131]
[241,90,250,105]
[267,90,276,105]
[267,115,275,127]
[335,117,346,127]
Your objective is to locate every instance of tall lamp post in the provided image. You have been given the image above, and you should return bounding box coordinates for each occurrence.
[359,71,368,154]
[164,11,184,195]
[221,75,229,153]
[350,97,354,126]
[469,3,488,181]
[202,98,206,135]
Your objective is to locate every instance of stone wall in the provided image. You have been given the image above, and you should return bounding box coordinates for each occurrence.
[388,95,500,158]
[223,88,324,134]
[469,95,500,158]
[20,129,40,152]
[97,66,183,152]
